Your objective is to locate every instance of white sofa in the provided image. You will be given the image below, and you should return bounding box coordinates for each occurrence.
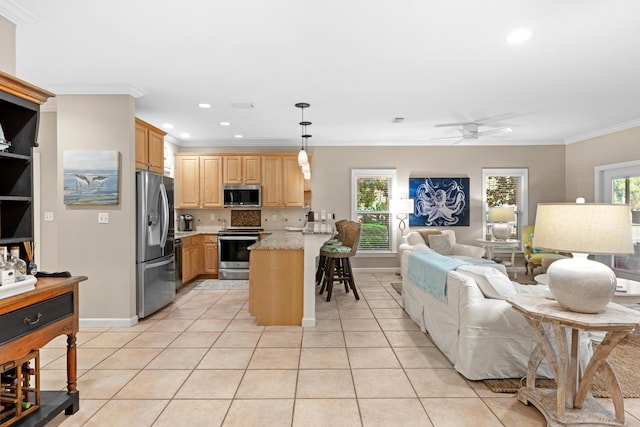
[399,230,591,380]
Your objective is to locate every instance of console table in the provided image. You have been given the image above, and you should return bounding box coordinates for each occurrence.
[508,294,639,426]
[0,276,87,426]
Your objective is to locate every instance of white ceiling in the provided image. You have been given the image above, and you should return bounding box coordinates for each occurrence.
[3,0,640,147]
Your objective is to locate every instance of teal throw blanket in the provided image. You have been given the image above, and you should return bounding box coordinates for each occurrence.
[408,249,468,302]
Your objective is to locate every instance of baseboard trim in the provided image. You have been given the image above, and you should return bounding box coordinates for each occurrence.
[80,317,138,328]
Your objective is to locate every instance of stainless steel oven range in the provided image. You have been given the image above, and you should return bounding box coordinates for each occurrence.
[218,228,261,280]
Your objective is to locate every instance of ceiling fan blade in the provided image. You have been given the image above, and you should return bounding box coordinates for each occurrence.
[478,127,513,137]
[435,121,475,128]
[451,137,467,144]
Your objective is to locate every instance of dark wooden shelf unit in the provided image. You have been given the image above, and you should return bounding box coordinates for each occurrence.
[0,71,53,249]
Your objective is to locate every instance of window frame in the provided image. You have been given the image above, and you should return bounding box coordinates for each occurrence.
[351,169,397,254]
[481,168,529,243]
[595,160,640,281]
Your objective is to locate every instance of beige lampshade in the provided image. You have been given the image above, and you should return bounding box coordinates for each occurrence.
[487,206,515,223]
[389,198,415,214]
[533,203,634,255]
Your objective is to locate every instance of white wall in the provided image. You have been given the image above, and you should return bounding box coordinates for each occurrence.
[565,126,640,201]
[49,95,137,324]
[0,15,15,74]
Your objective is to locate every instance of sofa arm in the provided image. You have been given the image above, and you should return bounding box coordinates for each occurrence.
[451,243,485,259]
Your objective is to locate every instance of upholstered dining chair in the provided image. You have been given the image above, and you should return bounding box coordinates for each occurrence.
[522,225,569,275]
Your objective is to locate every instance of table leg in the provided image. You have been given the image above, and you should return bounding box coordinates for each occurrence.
[66,333,78,395]
[575,330,629,424]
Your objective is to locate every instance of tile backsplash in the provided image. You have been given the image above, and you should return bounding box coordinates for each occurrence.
[178,207,309,231]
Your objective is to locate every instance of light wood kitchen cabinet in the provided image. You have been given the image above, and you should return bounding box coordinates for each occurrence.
[135,118,166,174]
[282,155,305,207]
[261,156,283,207]
[175,155,223,208]
[223,155,261,185]
[203,234,218,274]
[191,235,203,278]
[181,236,193,284]
[262,154,304,207]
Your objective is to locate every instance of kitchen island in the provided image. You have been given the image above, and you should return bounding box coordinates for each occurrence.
[247,222,335,326]
[248,231,304,325]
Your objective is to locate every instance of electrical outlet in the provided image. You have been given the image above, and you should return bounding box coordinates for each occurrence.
[271,214,277,221]
[98,212,109,224]
[44,212,54,221]
[209,213,216,220]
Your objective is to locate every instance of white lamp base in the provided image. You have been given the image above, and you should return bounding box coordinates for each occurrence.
[547,253,616,313]
[491,223,511,240]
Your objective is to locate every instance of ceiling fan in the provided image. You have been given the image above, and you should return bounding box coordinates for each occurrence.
[432,114,515,144]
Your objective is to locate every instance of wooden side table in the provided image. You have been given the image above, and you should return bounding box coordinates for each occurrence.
[476,238,520,278]
[507,294,639,426]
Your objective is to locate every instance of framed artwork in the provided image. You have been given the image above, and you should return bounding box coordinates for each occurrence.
[63,150,120,205]
[408,177,470,226]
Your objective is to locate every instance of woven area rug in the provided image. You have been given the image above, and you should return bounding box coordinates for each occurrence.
[484,331,640,398]
[193,279,248,290]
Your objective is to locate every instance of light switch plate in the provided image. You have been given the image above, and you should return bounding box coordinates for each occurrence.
[98,212,109,224]
[44,212,54,221]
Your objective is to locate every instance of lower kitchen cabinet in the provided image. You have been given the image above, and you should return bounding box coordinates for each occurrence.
[182,234,217,284]
[203,235,218,274]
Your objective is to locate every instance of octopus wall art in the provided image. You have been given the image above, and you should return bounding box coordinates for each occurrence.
[408,177,470,227]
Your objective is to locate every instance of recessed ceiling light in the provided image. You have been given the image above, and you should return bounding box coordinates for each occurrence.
[180,133,190,138]
[162,123,174,129]
[506,28,532,44]
[234,134,243,138]
[198,103,211,109]
[220,122,231,126]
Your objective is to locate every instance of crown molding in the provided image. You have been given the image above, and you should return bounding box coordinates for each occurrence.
[565,118,640,144]
[0,0,38,25]
[46,83,148,98]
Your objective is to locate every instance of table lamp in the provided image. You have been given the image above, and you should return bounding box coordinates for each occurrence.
[533,203,634,313]
[389,198,414,232]
[488,207,515,240]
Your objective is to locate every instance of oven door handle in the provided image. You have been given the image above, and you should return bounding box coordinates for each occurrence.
[219,235,259,241]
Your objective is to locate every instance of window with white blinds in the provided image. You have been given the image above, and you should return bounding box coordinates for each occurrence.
[482,169,528,240]
[351,169,396,252]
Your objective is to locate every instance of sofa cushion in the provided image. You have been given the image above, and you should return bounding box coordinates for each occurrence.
[418,230,442,246]
[407,232,428,246]
[456,265,516,299]
[428,233,454,255]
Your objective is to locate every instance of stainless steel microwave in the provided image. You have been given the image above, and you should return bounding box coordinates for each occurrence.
[223,185,261,207]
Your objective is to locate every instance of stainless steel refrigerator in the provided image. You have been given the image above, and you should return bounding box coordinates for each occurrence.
[136,170,176,318]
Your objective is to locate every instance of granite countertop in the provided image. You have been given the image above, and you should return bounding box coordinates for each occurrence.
[249,231,303,250]
[302,221,335,235]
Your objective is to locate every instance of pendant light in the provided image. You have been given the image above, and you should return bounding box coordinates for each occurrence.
[295,102,311,168]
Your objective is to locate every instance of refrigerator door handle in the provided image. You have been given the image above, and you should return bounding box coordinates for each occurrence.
[160,182,169,249]
[144,255,174,270]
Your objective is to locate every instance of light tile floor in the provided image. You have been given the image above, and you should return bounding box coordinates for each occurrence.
[43,272,640,426]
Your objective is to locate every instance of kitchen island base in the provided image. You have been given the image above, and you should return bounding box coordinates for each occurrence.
[249,248,303,325]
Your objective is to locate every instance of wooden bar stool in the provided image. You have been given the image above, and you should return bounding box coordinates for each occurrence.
[315,219,348,287]
[319,221,361,302]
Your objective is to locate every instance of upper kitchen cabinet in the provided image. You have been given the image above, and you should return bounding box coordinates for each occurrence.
[175,154,223,208]
[0,71,54,246]
[223,155,261,185]
[262,154,304,207]
[135,118,166,174]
